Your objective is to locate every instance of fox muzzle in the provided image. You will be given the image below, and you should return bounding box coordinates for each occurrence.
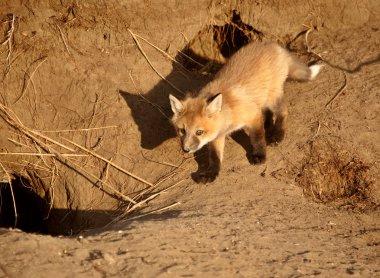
[181,136,201,154]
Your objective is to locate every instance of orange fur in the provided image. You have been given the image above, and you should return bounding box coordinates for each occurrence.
[169,42,321,183]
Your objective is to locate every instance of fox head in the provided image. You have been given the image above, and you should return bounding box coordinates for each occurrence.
[169,93,223,153]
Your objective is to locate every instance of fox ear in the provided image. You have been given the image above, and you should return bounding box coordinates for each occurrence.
[206,93,222,115]
[169,94,184,115]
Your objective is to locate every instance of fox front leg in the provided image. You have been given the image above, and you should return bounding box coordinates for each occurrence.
[193,135,225,184]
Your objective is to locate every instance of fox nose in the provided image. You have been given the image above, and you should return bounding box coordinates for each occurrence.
[183,147,190,153]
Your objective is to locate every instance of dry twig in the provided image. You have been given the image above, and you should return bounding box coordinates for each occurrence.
[324,72,347,109]
[125,202,180,221]
[0,162,17,227]
[0,103,75,152]
[1,14,15,75]
[177,50,206,68]
[128,71,170,120]
[56,24,71,55]
[0,152,88,157]
[127,179,184,214]
[39,125,118,133]
[68,159,136,204]
[62,137,154,187]
[127,28,185,95]
[141,151,188,170]
[14,56,48,104]
[133,33,191,75]
[302,24,323,59]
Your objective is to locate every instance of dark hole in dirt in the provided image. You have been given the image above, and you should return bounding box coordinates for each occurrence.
[0,175,50,234]
[0,174,116,236]
[181,10,263,73]
[214,10,263,58]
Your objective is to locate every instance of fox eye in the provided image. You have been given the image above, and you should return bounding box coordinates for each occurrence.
[178,128,186,135]
[195,130,204,136]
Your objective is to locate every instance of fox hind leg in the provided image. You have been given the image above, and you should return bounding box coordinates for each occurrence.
[247,113,266,164]
[272,101,288,143]
[266,99,288,144]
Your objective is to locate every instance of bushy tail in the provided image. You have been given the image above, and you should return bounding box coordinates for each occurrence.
[287,54,321,81]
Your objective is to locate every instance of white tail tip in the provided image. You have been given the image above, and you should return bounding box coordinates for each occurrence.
[309,64,322,80]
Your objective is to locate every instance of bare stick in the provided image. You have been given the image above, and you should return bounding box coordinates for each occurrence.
[260,164,268,177]
[129,171,180,210]
[141,151,187,170]
[45,186,55,219]
[0,152,88,157]
[85,94,99,147]
[309,120,322,142]
[28,126,75,153]
[125,202,180,221]
[302,24,323,60]
[14,56,48,104]
[39,125,118,133]
[7,137,31,148]
[0,160,50,172]
[133,33,191,75]
[56,24,71,55]
[0,103,75,152]
[127,28,185,95]
[62,137,154,187]
[133,33,184,66]
[180,32,190,45]
[325,72,347,109]
[0,162,18,227]
[128,71,170,120]
[128,179,184,213]
[68,159,136,204]
[177,50,206,67]
[2,14,15,75]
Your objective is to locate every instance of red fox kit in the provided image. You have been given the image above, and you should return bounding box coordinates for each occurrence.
[169,42,321,183]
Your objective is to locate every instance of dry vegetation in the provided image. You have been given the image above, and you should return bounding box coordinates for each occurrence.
[296,137,375,210]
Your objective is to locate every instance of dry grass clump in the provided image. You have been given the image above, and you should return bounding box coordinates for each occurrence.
[296,138,375,210]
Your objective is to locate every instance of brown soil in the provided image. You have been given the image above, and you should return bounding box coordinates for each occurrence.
[0,1,379,277]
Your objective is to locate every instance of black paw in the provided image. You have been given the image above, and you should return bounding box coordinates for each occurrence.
[248,152,266,165]
[266,129,285,145]
[191,170,219,184]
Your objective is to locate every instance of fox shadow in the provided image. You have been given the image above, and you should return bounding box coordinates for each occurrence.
[119,49,222,172]
[119,54,213,150]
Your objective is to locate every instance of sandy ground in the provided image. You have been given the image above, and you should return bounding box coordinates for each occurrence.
[0,1,379,277]
[1,181,379,277]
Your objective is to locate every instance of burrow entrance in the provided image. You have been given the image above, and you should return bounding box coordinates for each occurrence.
[0,174,115,236]
[0,175,50,234]
[180,10,263,73]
